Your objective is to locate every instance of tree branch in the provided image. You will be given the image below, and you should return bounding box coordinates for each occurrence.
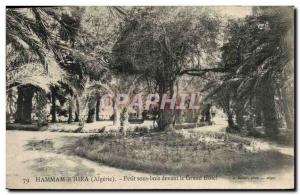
[180,67,228,76]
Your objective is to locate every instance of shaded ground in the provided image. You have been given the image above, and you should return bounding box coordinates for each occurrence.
[6,120,294,189]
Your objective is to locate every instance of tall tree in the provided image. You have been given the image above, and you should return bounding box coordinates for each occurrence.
[111,7,220,131]
[205,7,294,138]
[6,7,84,124]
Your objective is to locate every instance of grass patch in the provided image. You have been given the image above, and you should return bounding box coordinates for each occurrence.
[70,131,293,176]
[25,139,54,151]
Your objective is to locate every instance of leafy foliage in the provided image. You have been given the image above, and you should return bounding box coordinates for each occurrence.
[112,7,221,93]
[205,7,294,136]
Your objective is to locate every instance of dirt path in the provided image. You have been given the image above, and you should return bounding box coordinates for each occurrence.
[6,130,294,189]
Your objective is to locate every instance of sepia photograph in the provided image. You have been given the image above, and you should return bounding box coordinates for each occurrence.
[5,5,295,190]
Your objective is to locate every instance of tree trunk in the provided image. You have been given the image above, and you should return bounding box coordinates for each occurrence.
[235,108,245,128]
[121,108,129,135]
[260,83,279,139]
[176,109,184,124]
[261,102,279,138]
[283,104,293,129]
[113,107,120,126]
[227,111,235,129]
[74,96,80,122]
[86,107,95,123]
[22,86,34,124]
[51,90,57,123]
[255,105,262,126]
[156,82,176,131]
[36,90,48,127]
[123,109,129,127]
[68,102,72,124]
[137,108,142,119]
[157,109,175,131]
[15,87,24,123]
[96,98,100,121]
[205,104,212,124]
[280,87,294,129]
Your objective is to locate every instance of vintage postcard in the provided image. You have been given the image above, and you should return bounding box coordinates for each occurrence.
[6,6,295,190]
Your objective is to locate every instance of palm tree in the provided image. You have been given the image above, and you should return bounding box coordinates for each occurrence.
[6,6,127,125]
[206,7,294,138]
[6,7,80,124]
